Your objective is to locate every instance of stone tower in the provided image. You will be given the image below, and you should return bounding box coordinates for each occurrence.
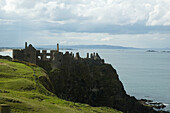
[57,43,59,52]
[25,42,27,49]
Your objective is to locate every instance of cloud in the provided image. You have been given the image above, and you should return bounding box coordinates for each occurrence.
[147,1,170,26]
[153,37,165,40]
[100,37,112,41]
[0,26,170,48]
[0,0,170,48]
[18,31,170,48]
[1,0,170,26]
[0,19,16,24]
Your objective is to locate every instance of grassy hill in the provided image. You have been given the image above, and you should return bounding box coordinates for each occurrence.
[0,59,122,113]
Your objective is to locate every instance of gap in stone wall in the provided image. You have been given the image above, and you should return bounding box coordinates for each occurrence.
[47,56,51,59]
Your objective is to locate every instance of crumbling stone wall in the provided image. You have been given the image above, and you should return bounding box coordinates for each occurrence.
[13,43,36,64]
[13,49,24,61]
[13,42,105,70]
[24,44,36,64]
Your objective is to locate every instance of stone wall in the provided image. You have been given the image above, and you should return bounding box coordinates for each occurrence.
[13,44,36,64]
[13,49,24,61]
[13,43,105,70]
[23,44,36,64]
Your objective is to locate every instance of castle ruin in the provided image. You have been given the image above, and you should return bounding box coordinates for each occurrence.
[13,42,104,69]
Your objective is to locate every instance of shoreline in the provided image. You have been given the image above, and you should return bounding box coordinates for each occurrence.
[139,99,169,112]
[0,49,13,52]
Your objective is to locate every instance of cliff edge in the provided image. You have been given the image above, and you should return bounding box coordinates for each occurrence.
[48,61,157,113]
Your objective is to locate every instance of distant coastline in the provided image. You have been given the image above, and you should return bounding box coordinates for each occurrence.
[146,50,170,53]
[1,45,170,53]
[0,49,12,52]
[0,45,139,50]
[37,45,139,50]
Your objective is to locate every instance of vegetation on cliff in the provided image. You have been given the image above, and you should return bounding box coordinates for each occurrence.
[0,59,122,113]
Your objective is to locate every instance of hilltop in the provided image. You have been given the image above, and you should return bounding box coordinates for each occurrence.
[0,59,122,113]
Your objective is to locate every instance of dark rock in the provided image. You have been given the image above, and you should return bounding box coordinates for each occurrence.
[146,50,157,52]
[49,62,158,113]
[140,99,167,110]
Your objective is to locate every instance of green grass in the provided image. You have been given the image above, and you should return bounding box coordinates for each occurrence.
[0,59,122,113]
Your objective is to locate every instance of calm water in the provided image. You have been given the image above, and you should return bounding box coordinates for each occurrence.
[1,49,170,111]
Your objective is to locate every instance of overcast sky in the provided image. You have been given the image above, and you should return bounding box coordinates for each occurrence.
[0,0,170,48]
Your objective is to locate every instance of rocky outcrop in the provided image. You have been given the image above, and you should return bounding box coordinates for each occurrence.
[10,42,161,112]
[48,61,158,113]
[0,53,162,113]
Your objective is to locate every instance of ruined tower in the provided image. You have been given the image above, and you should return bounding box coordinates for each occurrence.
[25,42,27,49]
[13,42,36,64]
[57,43,59,52]
[87,53,89,58]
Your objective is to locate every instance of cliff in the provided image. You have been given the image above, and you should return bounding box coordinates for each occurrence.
[0,59,122,113]
[48,60,158,113]
[10,42,165,113]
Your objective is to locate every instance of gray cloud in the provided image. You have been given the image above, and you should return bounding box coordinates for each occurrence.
[1,0,170,26]
[0,0,170,48]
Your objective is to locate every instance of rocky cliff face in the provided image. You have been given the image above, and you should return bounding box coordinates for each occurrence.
[48,61,157,113]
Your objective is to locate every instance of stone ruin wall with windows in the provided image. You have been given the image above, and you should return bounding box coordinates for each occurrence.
[13,42,105,70]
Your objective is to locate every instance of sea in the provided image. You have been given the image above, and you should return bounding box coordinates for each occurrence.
[1,49,170,111]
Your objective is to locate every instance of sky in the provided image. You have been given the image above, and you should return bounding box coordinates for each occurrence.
[0,0,170,48]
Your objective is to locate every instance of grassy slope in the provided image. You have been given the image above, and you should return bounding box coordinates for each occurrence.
[0,59,122,113]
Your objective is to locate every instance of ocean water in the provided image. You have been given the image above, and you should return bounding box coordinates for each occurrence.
[0,50,12,57]
[1,49,170,111]
[66,49,170,111]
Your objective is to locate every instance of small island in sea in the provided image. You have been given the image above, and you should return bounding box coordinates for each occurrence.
[146,50,158,52]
